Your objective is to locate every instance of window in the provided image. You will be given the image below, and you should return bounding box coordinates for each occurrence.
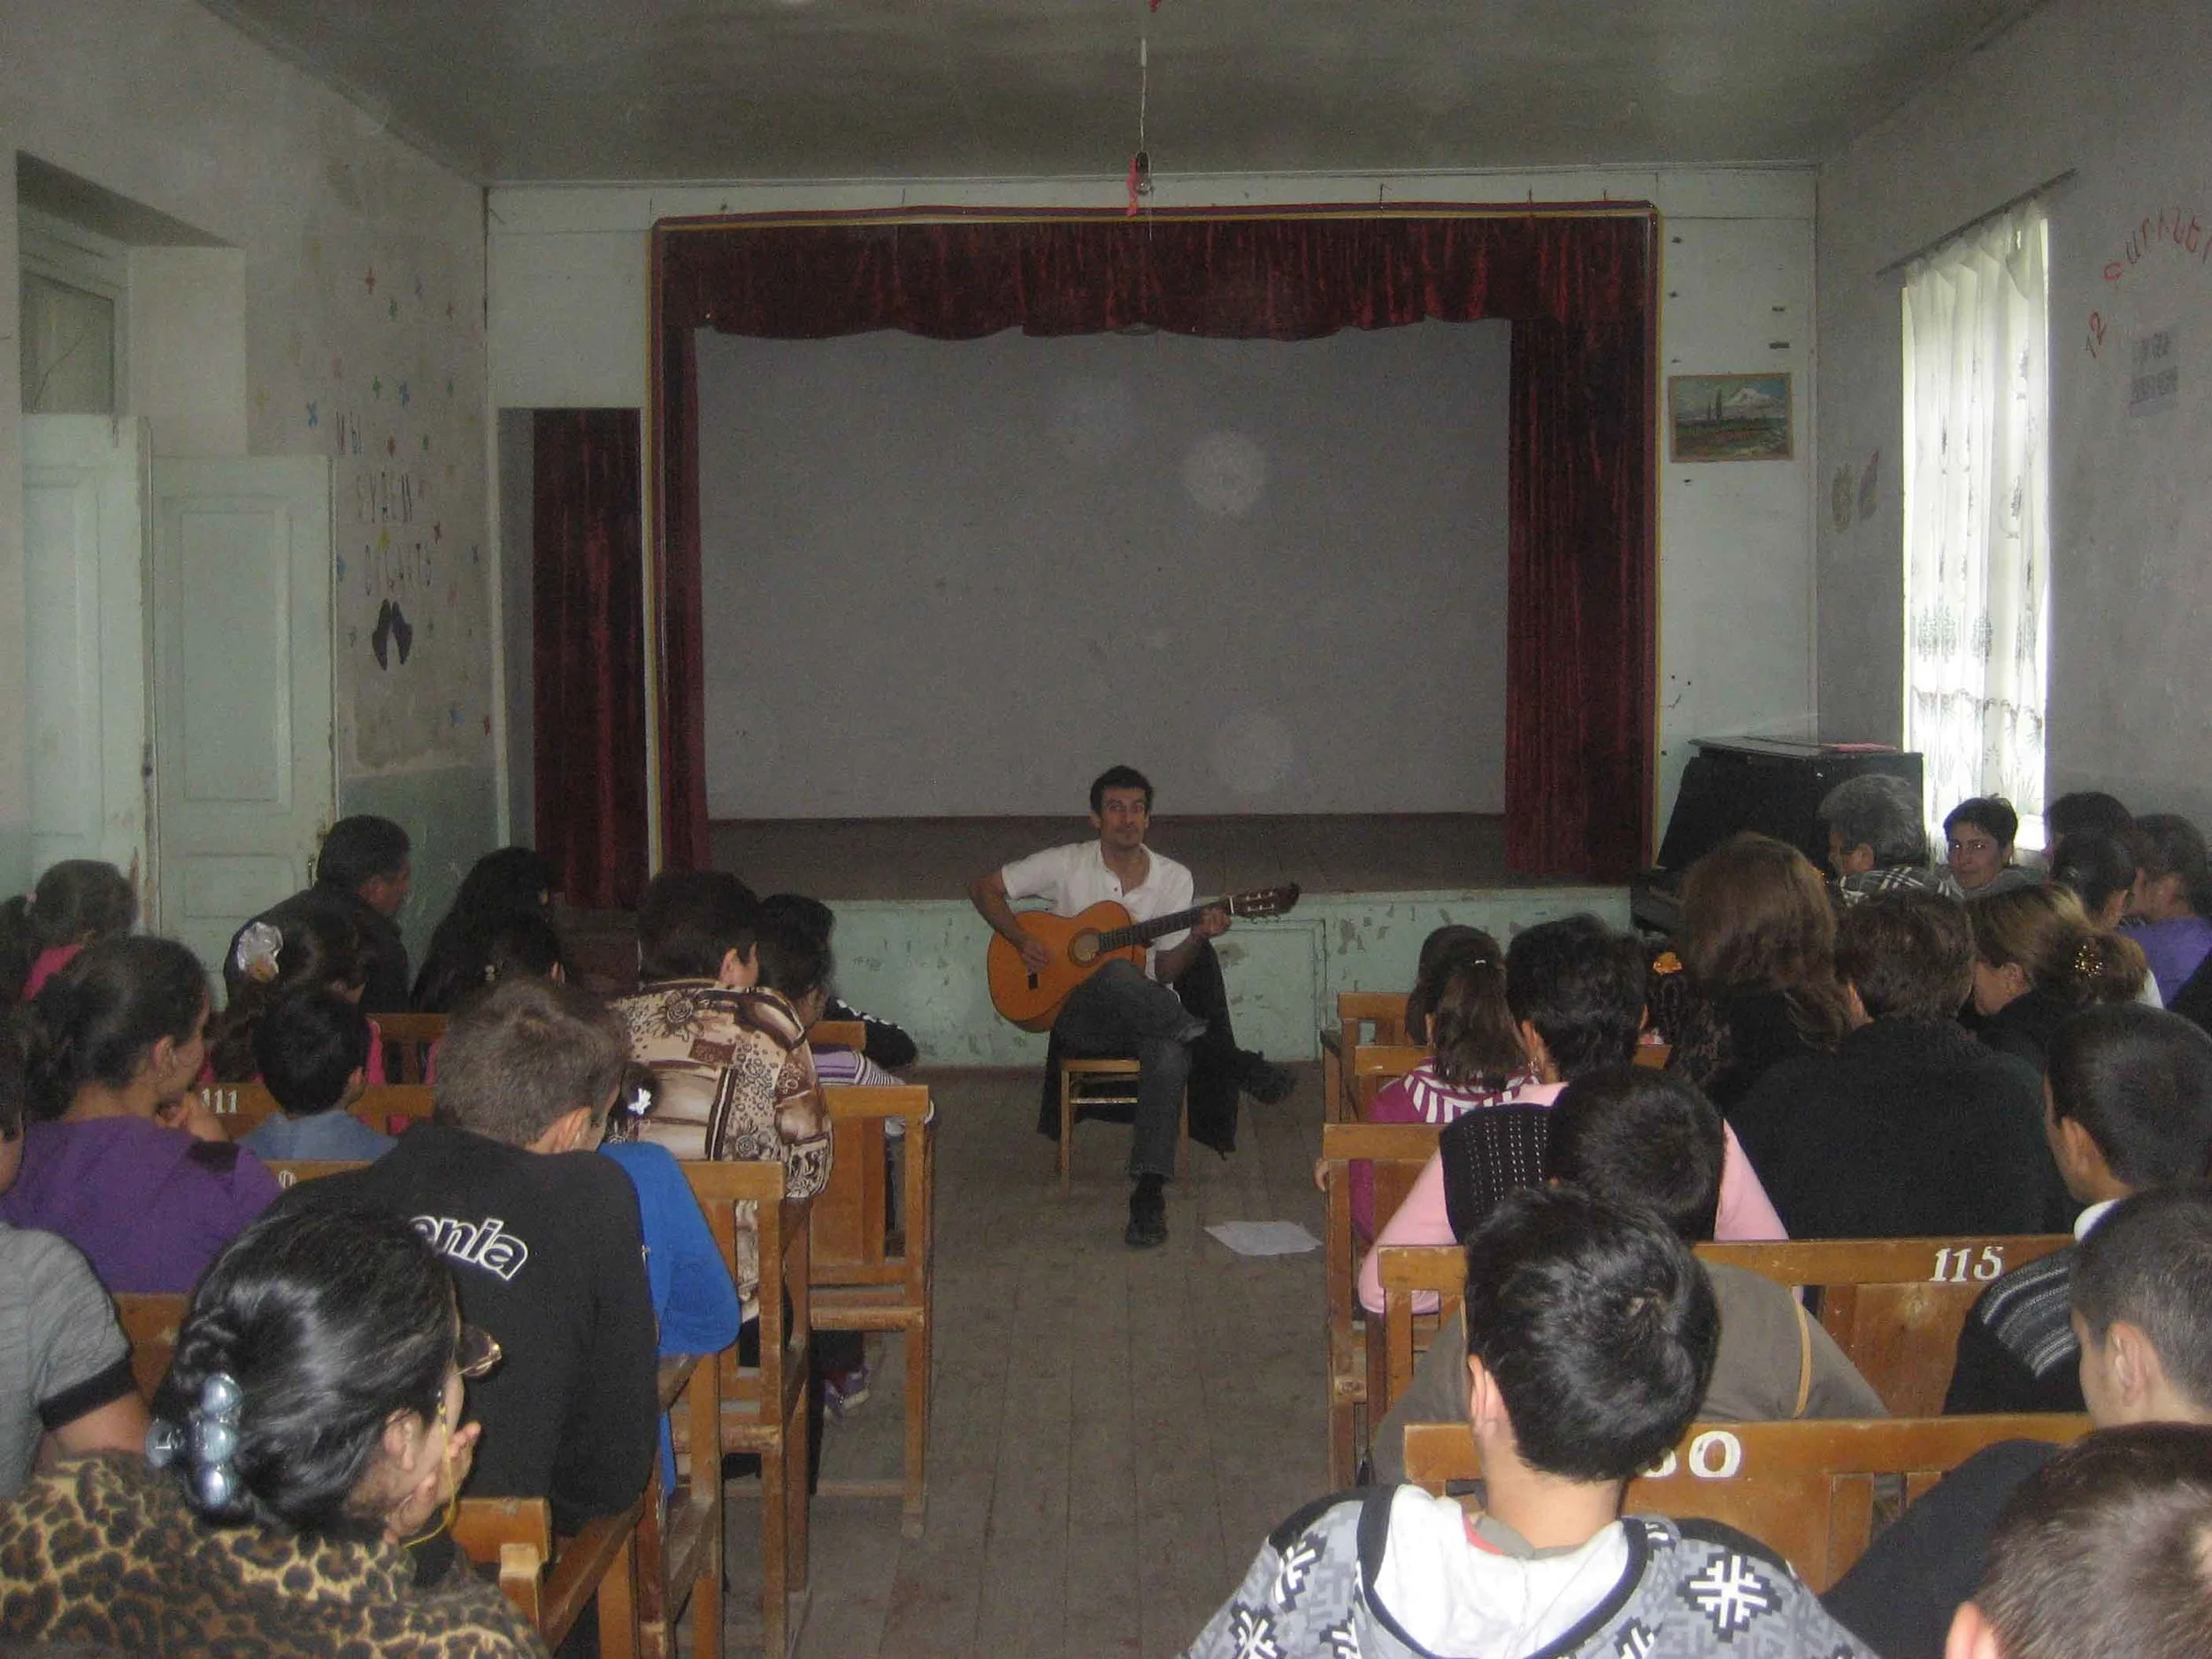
[1901,200,2049,847]
[17,208,127,416]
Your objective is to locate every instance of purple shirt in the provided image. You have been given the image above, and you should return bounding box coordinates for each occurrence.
[0,1118,280,1294]
[2122,915,2212,1004]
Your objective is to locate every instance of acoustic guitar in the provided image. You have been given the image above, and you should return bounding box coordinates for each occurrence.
[986,884,1302,1031]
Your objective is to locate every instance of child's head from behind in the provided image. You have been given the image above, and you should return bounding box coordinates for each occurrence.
[254,989,373,1118]
[636,871,761,984]
[751,904,833,1018]
[1460,1186,1717,1485]
[434,975,628,1150]
[1504,916,1646,1079]
[1545,1065,1726,1244]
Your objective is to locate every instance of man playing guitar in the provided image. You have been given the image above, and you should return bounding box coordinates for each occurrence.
[970,765,1294,1248]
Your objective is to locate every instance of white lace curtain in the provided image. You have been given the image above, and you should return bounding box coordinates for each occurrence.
[1901,200,2050,843]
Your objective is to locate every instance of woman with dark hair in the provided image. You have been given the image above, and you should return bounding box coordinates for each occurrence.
[411,848,570,1013]
[0,859,136,1003]
[0,1205,541,1655]
[2123,812,2212,1003]
[1671,832,1851,1111]
[1941,795,2039,897]
[1970,886,2150,1072]
[208,893,383,1086]
[0,935,278,1293]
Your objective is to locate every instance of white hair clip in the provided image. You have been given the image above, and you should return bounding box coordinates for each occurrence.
[233,921,283,984]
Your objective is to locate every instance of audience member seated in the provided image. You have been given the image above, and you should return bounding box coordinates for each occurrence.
[1188,1188,1866,1659]
[1819,773,1944,905]
[760,892,919,1071]
[1946,1422,2212,1659]
[1401,922,1490,1046]
[1371,1066,1882,1484]
[1668,833,1851,1111]
[0,937,276,1293]
[1941,796,2040,900]
[208,893,386,1087]
[2047,829,2162,1007]
[411,847,570,1013]
[238,989,395,1164]
[273,975,657,1536]
[0,860,135,1004]
[754,901,902,1088]
[0,1025,146,1499]
[228,815,413,1013]
[1831,1187,2212,1659]
[612,872,833,1320]
[1946,1005,2212,1416]
[1351,933,1531,1239]
[2042,788,2134,849]
[1359,917,1784,1315]
[1968,886,2148,1072]
[0,1205,540,1656]
[1732,892,2066,1238]
[2122,811,2212,1003]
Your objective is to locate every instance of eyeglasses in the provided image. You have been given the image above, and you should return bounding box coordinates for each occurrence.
[457,1324,503,1380]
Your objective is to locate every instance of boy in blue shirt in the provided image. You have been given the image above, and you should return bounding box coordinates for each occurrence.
[241,989,395,1164]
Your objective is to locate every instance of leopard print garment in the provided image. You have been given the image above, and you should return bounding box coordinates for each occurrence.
[0,1455,547,1658]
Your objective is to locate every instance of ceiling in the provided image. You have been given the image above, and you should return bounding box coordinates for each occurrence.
[198,0,2047,185]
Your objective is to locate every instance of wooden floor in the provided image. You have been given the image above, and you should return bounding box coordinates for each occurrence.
[718,1064,1329,1656]
[709,813,1519,901]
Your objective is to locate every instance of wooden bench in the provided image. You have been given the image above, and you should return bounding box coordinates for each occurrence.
[634,1352,723,1659]
[1349,1043,1431,1119]
[809,1083,935,1534]
[264,1158,370,1188]
[113,1292,188,1402]
[1699,1234,2075,1416]
[681,1157,813,1657]
[454,1494,644,1656]
[1323,992,1411,1124]
[1403,1412,2092,1591]
[1318,1119,1442,1486]
[1373,1233,2079,1425]
[198,1080,434,1140]
[376,1011,448,1085]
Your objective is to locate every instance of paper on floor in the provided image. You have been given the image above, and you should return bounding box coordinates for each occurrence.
[1204,1220,1322,1256]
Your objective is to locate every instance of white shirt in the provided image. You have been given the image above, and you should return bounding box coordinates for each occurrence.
[1000,839,1196,977]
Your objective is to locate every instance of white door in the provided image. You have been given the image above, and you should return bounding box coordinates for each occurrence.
[150,458,334,978]
[23,415,152,888]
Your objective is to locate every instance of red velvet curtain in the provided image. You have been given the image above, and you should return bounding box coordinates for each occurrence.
[651,206,1655,878]
[534,410,650,908]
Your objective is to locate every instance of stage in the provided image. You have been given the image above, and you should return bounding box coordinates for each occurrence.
[679,814,1631,1066]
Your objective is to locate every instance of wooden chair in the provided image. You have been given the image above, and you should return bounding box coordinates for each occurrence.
[454,1494,645,1657]
[376,1011,447,1085]
[263,1158,369,1189]
[809,1084,934,1534]
[1403,1412,2091,1591]
[803,1018,867,1055]
[200,1081,281,1134]
[1324,991,1411,1123]
[634,1353,723,1659]
[114,1292,188,1401]
[680,1157,813,1657]
[1056,1056,1186,1191]
[1349,1043,1430,1118]
[1698,1235,2075,1416]
[1374,1244,1467,1424]
[1317,1120,1443,1486]
[353,1082,437,1136]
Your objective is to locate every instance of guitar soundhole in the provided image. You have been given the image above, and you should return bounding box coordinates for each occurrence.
[1068,932,1102,965]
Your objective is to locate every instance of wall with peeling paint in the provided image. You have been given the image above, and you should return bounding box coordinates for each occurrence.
[829,885,1630,1065]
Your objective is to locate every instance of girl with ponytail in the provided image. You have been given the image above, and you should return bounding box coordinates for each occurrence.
[0,859,135,1003]
[1970,886,2151,1073]
[0,935,278,1292]
[0,1206,538,1655]
[206,892,386,1087]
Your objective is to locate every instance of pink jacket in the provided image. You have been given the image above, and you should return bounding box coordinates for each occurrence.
[1356,1113,1785,1314]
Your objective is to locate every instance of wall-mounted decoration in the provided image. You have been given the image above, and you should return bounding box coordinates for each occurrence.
[1667,373,1793,463]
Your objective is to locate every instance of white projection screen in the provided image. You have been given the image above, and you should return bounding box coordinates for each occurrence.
[695,319,1509,818]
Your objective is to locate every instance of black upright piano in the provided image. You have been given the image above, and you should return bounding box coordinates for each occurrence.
[1632,736,1924,936]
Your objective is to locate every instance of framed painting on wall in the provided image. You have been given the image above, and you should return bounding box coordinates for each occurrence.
[1667,373,1793,463]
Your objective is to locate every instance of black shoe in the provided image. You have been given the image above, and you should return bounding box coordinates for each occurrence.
[1125,1175,1168,1248]
[1243,1056,1296,1105]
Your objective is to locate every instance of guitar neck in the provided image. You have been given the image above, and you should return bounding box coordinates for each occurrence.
[1094,902,1224,955]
